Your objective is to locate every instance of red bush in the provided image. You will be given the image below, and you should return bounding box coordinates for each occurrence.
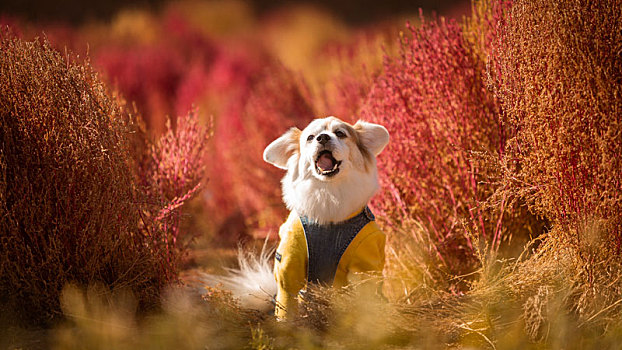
[95,45,184,134]
[362,12,538,279]
[138,108,211,275]
[206,63,316,239]
[0,33,208,325]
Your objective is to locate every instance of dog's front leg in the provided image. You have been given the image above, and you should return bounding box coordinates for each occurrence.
[274,215,307,320]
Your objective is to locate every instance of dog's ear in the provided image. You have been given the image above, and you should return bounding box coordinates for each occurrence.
[263,127,301,169]
[353,121,389,156]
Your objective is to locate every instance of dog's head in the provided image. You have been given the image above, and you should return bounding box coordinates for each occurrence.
[263,116,389,223]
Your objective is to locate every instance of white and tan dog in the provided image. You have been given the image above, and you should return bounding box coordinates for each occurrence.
[203,116,389,318]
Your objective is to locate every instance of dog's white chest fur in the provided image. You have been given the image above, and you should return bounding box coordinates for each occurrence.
[283,166,379,223]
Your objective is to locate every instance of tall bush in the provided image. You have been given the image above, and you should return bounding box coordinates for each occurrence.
[363,12,542,290]
[0,33,207,325]
[491,0,622,253]
[491,0,622,313]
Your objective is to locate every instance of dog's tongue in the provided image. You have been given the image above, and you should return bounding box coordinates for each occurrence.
[317,153,335,171]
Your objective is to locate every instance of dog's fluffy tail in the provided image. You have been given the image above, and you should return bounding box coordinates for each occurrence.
[200,241,277,312]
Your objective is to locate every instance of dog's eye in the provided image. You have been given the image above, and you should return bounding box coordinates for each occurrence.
[306,134,314,142]
[335,130,347,138]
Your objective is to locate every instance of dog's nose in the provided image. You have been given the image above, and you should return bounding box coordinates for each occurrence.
[316,134,330,145]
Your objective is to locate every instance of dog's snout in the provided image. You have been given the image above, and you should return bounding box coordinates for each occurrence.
[316,134,330,145]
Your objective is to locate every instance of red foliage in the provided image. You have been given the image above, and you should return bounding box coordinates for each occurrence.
[139,109,211,274]
[206,63,316,239]
[362,14,509,276]
[94,13,218,134]
[96,45,184,133]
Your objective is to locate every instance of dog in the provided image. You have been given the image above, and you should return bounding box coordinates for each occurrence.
[202,116,389,319]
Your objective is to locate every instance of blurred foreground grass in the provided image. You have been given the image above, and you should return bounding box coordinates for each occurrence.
[3,238,622,350]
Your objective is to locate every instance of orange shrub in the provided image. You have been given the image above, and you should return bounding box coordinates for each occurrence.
[490,0,622,254]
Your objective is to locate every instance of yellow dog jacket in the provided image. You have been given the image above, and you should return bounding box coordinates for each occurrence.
[273,206,386,319]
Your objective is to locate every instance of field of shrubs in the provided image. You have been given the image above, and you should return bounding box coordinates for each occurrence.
[1,0,621,348]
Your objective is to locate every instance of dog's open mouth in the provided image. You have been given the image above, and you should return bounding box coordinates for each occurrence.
[315,150,341,177]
